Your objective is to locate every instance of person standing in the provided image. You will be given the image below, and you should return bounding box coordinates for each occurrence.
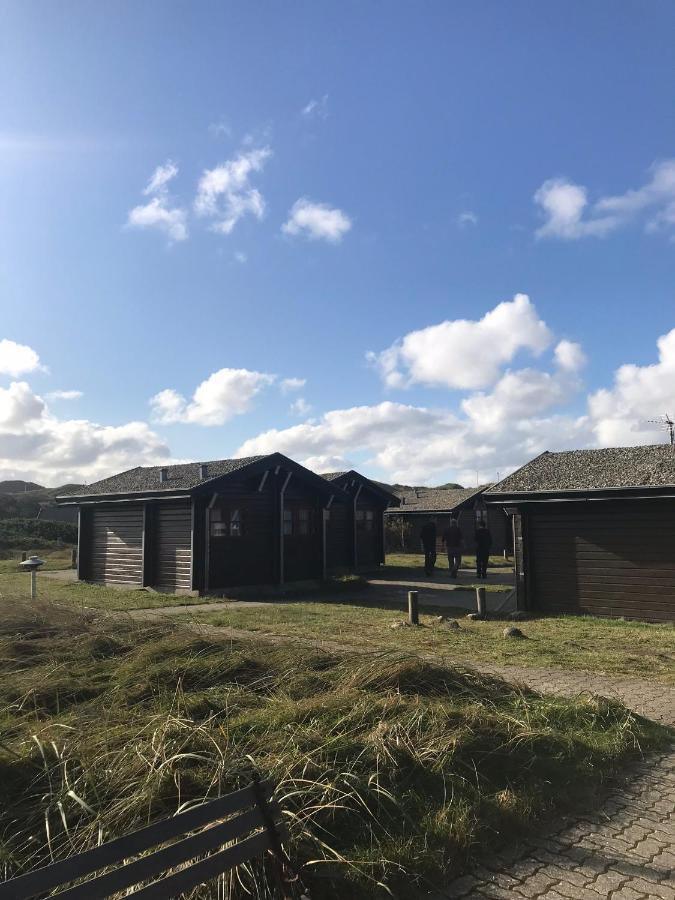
[475,521,492,579]
[420,518,437,576]
[442,516,463,578]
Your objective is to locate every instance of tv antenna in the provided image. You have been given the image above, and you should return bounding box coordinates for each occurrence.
[647,413,675,445]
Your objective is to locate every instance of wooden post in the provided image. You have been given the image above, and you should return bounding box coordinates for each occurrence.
[408,590,419,626]
[503,548,508,560]
[71,548,77,569]
[20,551,27,562]
[476,586,486,618]
[30,570,37,600]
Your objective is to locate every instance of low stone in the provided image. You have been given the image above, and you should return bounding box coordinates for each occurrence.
[466,612,484,621]
[435,616,460,629]
[503,625,526,638]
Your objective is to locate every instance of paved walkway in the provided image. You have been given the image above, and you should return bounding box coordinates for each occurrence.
[444,747,675,899]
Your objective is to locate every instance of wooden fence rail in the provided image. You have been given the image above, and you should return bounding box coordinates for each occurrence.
[0,778,303,899]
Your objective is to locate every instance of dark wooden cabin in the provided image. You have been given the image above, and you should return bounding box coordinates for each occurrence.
[486,445,675,622]
[320,471,400,570]
[384,486,511,555]
[56,454,349,594]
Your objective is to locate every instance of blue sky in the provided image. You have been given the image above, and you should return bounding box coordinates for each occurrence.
[2,1,675,486]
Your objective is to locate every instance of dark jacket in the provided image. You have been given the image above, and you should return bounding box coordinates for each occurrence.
[443,523,463,549]
[475,527,492,554]
[420,521,436,550]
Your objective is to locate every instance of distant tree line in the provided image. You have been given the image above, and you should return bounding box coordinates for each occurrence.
[0,518,77,551]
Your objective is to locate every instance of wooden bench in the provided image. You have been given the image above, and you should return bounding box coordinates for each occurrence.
[0,776,305,899]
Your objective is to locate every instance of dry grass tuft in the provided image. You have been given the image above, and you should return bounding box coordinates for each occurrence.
[0,599,669,898]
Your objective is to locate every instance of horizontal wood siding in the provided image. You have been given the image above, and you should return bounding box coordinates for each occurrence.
[89,505,143,586]
[153,501,192,593]
[530,500,675,622]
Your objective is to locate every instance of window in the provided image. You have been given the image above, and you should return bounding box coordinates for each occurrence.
[365,510,374,532]
[283,508,293,536]
[210,507,244,537]
[475,508,488,527]
[298,508,310,536]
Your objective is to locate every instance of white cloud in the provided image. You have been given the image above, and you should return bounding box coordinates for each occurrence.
[457,211,478,227]
[461,367,579,434]
[367,294,552,390]
[280,377,306,394]
[236,399,589,486]
[535,160,675,240]
[282,199,352,243]
[301,95,329,119]
[150,367,276,426]
[0,381,169,486]
[127,160,187,242]
[588,327,675,446]
[144,160,179,196]
[234,251,247,264]
[554,340,587,372]
[0,339,44,377]
[45,390,83,401]
[194,147,271,235]
[290,397,312,417]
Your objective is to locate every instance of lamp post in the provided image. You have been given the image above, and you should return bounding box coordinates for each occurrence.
[19,555,45,600]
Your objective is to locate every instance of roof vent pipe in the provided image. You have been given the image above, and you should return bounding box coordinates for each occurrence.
[159,468,168,483]
[199,463,208,479]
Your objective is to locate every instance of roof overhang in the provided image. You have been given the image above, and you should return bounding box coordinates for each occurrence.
[486,484,675,505]
[57,491,194,506]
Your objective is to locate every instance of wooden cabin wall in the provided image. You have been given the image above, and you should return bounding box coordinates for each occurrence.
[86,503,144,586]
[526,499,675,622]
[281,478,323,581]
[151,500,192,593]
[326,502,350,570]
[205,475,276,588]
[355,487,385,567]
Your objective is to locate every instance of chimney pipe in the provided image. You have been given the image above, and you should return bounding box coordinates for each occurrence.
[159,467,168,483]
[199,463,208,479]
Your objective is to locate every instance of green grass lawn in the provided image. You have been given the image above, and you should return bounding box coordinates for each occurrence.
[186,599,675,683]
[0,550,209,611]
[386,551,514,570]
[0,599,669,898]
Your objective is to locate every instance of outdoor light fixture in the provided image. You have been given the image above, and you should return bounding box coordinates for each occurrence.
[19,555,45,600]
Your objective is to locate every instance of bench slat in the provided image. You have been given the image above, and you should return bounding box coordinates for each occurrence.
[54,807,266,900]
[0,783,271,900]
[128,830,272,900]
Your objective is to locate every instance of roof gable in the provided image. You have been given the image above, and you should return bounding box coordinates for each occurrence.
[488,445,675,496]
[58,453,347,503]
[391,484,488,512]
[319,470,400,505]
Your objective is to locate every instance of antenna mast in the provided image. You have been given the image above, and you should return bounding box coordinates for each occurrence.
[647,413,675,445]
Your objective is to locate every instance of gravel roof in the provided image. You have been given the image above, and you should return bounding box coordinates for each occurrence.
[321,472,348,482]
[390,485,487,512]
[57,457,266,498]
[488,445,675,494]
